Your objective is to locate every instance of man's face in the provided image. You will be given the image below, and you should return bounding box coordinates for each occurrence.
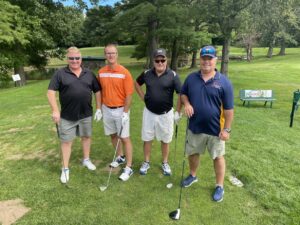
[104,46,118,65]
[67,52,82,70]
[154,56,167,74]
[200,56,217,73]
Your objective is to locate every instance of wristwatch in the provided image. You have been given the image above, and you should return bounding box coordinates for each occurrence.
[223,128,231,133]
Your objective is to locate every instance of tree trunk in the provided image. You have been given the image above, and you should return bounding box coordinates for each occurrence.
[279,41,286,56]
[147,18,158,68]
[14,65,26,86]
[267,46,273,58]
[246,44,253,62]
[190,50,197,68]
[220,37,230,76]
[170,38,179,71]
[267,38,275,58]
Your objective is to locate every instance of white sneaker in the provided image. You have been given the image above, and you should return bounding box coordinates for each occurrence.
[139,161,150,175]
[60,168,69,184]
[110,155,126,168]
[162,162,171,176]
[82,159,96,171]
[119,167,133,181]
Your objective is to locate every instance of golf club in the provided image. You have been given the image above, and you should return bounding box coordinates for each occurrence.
[169,119,189,220]
[99,125,123,192]
[166,124,178,189]
[56,123,70,188]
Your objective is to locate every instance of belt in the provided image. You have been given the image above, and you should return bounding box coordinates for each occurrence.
[107,105,124,109]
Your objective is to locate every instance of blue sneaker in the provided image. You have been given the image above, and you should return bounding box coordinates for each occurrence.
[181,174,198,187]
[213,186,224,202]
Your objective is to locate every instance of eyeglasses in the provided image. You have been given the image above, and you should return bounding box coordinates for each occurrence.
[154,59,166,64]
[68,57,81,60]
[105,52,117,55]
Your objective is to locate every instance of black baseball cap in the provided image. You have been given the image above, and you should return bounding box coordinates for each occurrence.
[153,48,167,58]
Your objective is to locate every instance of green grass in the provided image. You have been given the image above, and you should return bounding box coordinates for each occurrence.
[1,46,300,225]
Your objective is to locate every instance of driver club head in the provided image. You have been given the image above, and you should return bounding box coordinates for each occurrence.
[166,183,173,189]
[169,209,180,220]
[99,186,107,192]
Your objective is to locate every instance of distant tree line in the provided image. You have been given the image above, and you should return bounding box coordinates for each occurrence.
[1,0,300,86]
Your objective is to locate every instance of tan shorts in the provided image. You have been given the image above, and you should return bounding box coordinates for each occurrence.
[141,107,174,143]
[59,117,92,142]
[186,130,225,159]
[102,104,130,138]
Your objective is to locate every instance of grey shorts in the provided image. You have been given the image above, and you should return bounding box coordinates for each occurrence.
[186,130,225,159]
[59,117,92,142]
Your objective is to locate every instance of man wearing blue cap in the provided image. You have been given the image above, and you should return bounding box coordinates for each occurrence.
[180,45,234,202]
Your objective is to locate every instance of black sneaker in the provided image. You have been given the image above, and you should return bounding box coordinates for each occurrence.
[110,155,126,168]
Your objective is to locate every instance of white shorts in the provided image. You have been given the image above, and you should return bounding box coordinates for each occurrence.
[102,104,130,138]
[142,107,174,143]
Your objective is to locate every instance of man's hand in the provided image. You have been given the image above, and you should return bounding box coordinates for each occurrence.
[174,111,182,125]
[94,109,102,122]
[121,112,129,126]
[184,103,194,118]
[52,111,60,123]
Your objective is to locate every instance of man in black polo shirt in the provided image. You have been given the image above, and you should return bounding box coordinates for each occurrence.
[135,48,182,176]
[47,47,101,184]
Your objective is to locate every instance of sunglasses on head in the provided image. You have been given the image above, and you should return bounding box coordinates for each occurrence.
[154,59,166,63]
[68,57,81,60]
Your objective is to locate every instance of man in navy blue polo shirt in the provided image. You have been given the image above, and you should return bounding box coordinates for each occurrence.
[135,48,182,176]
[47,47,101,184]
[181,45,234,202]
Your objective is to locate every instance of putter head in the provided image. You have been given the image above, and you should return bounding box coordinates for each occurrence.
[169,209,180,220]
[99,186,107,192]
[166,183,173,189]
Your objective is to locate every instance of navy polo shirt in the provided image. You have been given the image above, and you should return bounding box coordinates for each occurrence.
[181,70,234,136]
[48,67,101,121]
[136,68,182,114]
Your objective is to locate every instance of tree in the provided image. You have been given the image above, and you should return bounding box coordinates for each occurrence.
[204,0,253,75]
[82,6,117,46]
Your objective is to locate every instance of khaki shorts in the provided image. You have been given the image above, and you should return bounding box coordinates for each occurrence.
[186,130,225,159]
[142,107,174,143]
[59,117,92,142]
[102,104,130,138]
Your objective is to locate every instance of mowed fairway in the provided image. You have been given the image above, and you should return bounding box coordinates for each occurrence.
[0,46,299,225]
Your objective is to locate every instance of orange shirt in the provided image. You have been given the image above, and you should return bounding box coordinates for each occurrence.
[98,64,134,107]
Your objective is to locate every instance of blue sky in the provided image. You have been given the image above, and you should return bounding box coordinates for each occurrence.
[60,0,120,7]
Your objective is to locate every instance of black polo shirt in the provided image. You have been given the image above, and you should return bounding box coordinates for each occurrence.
[136,68,181,114]
[48,67,101,121]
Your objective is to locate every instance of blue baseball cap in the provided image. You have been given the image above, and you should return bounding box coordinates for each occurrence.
[200,46,216,58]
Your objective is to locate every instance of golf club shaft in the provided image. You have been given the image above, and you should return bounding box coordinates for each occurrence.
[56,123,69,186]
[104,126,123,188]
[177,119,189,209]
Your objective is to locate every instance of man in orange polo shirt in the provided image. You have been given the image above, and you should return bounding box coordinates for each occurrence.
[97,43,134,181]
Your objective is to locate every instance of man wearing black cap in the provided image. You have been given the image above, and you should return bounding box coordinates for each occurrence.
[181,45,234,202]
[135,48,182,176]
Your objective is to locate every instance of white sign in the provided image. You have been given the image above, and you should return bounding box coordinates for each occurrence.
[12,74,21,81]
[245,90,272,98]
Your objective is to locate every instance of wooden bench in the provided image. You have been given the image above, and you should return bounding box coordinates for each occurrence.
[239,90,276,108]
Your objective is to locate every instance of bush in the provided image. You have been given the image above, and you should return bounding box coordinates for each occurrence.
[25,68,57,80]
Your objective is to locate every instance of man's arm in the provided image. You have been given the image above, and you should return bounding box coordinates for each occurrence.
[134,81,145,102]
[181,94,194,118]
[47,90,60,123]
[123,95,132,113]
[94,91,101,109]
[219,109,234,141]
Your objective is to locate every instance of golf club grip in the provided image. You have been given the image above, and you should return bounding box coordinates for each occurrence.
[55,123,60,138]
[175,124,178,139]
